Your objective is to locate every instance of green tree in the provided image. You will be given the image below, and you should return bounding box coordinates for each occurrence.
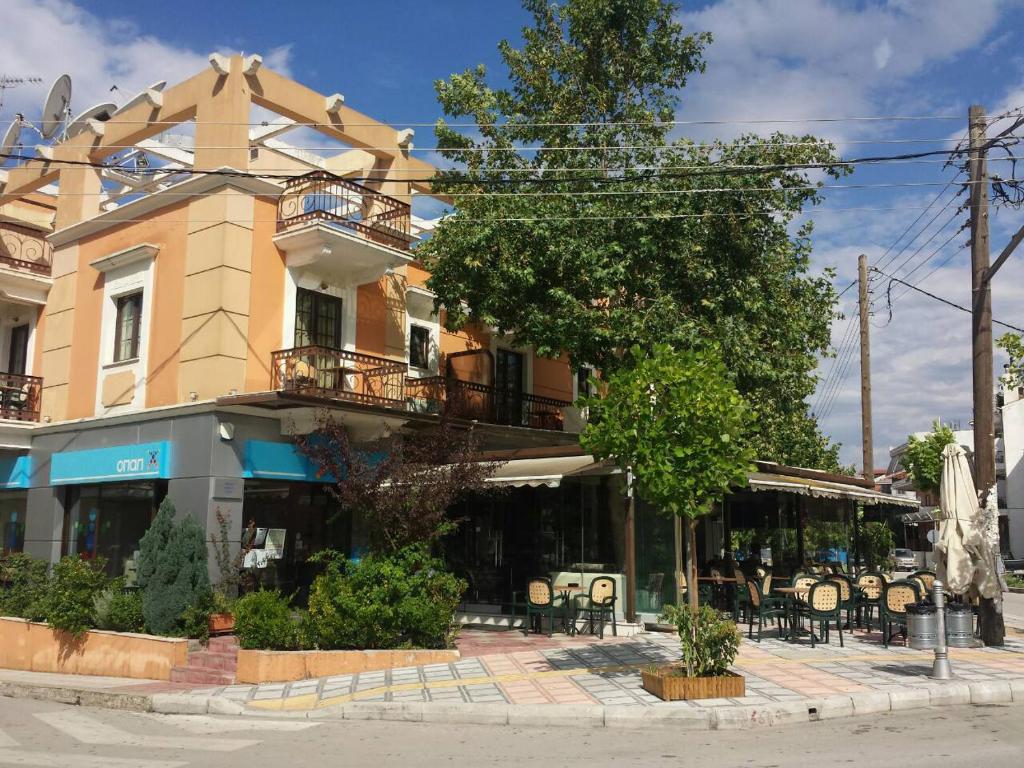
[137,498,211,635]
[580,344,755,610]
[902,422,957,495]
[997,332,1024,390]
[420,0,845,471]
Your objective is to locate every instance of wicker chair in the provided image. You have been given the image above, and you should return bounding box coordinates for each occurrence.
[733,566,750,622]
[797,581,844,648]
[911,570,936,596]
[523,577,557,636]
[880,580,922,647]
[829,574,856,629]
[575,576,617,639]
[855,571,886,630]
[748,580,788,642]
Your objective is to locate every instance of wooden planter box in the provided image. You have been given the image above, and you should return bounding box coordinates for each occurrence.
[641,667,744,701]
[208,613,235,635]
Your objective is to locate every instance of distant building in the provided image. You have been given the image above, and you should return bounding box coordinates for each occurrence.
[1001,382,1024,559]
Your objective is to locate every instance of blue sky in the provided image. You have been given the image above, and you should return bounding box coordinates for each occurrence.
[4,0,1024,469]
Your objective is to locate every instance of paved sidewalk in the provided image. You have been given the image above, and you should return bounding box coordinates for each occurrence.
[3,624,1024,729]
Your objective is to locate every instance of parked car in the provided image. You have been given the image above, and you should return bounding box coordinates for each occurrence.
[891,548,917,570]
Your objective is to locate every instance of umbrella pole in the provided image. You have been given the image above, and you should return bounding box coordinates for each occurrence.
[930,579,953,680]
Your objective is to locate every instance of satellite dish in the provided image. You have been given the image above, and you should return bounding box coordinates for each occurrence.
[39,74,72,139]
[66,102,117,138]
[1,118,22,156]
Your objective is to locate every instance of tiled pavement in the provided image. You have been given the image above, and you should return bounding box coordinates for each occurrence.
[225,624,1024,713]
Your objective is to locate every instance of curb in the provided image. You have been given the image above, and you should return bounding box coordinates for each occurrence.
[3,679,1023,730]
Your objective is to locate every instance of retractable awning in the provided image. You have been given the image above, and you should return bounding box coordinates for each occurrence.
[483,454,614,488]
[748,471,920,508]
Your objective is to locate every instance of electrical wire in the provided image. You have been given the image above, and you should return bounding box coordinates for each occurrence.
[813,316,859,416]
[871,267,1024,333]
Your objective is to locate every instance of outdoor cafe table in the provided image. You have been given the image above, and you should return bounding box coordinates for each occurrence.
[553,584,584,635]
[697,577,736,614]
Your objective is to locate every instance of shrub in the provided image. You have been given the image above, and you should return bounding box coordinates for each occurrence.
[107,590,145,633]
[138,498,211,636]
[233,590,297,650]
[303,545,465,650]
[0,553,49,620]
[661,604,740,678]
[42,556,109,635]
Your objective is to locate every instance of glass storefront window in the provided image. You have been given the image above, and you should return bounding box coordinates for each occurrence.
[0,490,27,555]
[63,482,159,578]
[240,481,353,603]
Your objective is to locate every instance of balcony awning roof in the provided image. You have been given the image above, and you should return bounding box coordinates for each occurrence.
[484,454,612,488]
[748,472,920,508]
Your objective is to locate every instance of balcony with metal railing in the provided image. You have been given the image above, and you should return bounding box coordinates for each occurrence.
[270,348,572,431]
[276,170,413,250]
[0,372,42,422]
[0,222,52,276]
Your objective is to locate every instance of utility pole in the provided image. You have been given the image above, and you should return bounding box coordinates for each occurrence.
[968,104,1004,646]
[858,253,874,482]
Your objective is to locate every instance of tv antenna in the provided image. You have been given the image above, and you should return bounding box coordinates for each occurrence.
[0,75,43,115]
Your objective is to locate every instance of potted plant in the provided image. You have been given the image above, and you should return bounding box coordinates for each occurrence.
[207,590,235,635]
[642,604,744,701]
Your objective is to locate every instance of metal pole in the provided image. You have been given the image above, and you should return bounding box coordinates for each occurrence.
[624,467,637,624]
[930,578,954,680]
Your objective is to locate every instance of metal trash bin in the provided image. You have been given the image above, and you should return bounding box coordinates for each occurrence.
[906,602,939,650]
[945,603,974,648]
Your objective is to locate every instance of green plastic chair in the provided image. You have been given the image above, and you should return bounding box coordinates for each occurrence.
[880,580,922,647]
[575,576,617,639]
[523,577,557,636]
[829,574,856,629]
[747,580,788,642]
[855,571,887,630]
[732,566,750,623]
[797,581,844,648]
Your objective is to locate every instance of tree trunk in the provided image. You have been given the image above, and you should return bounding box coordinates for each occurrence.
[979,599,1005,646]
[687,517,699,612]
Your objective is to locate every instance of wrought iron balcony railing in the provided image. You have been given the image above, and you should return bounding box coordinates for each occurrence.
[272,346,408,406]
[0,372,42,422]
[0,222,52,275]
[277,170,412,250]
[405,376,569,431]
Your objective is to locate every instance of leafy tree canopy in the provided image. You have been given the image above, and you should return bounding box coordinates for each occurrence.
[902,421,957,495]
[997,332,1024,390]
[419,0,846,471]
[580,344,755,519]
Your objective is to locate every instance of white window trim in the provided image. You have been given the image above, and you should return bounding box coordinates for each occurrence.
[93,248,157,415]
[405,287,440,378]
[282,267,356,352]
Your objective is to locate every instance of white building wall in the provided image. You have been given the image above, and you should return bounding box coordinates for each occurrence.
[1001,385,1024,558]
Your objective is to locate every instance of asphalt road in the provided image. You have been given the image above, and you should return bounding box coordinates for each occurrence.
[0,696,1022,768]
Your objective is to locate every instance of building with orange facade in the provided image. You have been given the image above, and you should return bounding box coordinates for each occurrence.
[0,56,915,628]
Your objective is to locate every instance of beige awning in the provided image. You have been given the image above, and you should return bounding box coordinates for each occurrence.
[748,471,920,508]
[484,454,611,488]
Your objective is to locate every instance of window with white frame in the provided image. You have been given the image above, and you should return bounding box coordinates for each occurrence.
[409,324,431,370]
[113,292,143,362]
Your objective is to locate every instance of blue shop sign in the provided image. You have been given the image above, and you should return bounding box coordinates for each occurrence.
[242,440,336,483]
[0,455,31,489]
[50,441,172,485]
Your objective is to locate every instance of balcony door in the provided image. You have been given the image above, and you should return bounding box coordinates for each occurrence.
[7,325,28,375]
[294,289,343,391]
[494,349,524,426]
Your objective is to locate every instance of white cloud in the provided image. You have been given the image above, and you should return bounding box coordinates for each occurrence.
[0,0,292,123]
[874,39,892,71]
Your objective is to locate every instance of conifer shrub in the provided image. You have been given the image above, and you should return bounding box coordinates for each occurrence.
[137,498,211,636]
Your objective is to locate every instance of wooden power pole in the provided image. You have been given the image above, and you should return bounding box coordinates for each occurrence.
[858,253,874,481]
[968,104,1004,646]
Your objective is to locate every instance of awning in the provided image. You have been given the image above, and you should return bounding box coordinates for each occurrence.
[748,471,920,508]
[901,507,940,524]
[484,455,609,488]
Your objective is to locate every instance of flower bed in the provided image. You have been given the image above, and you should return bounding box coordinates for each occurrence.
[0,616,188,680]
[236,647,460,683]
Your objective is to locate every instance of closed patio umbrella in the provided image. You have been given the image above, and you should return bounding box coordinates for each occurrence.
[934,443,1001,601]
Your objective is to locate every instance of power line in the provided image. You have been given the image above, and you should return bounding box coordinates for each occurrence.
[814,316,859,417]
[871,267,1024,333]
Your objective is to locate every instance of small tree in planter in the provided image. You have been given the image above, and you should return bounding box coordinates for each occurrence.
[643,604,743,700]
[580,344,755,612]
